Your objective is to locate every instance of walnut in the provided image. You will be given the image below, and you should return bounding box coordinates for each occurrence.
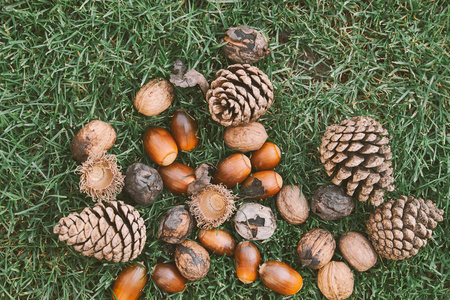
[317,261,354,300]
[224,122,268,152]
[296,228,335,269]
[134,79,174,116]
[276,185,309,225]
[311,185,354,221]
[339,232,377,272]
[124,163,163,206]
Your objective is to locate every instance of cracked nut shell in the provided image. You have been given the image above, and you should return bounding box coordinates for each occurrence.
[157,205,194,244]
[233,203,276,240]
[296,228,336,269]
[175,240,210,281]
[124,163,163,206]
[311,185,355,221]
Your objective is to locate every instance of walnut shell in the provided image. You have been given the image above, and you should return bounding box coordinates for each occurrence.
[311,185,354,221]
[134,79,174,116]
[222,26,270,64]
[276,185,309,225]
[317,261,354,300]
[224,122,268,152]
[296,228,335,269]
[124,163,163,206]
[339,232,377,272]
[157,205,194,244]
[70,120,116,163]
[175,240,210,281]
[233,202,276,240]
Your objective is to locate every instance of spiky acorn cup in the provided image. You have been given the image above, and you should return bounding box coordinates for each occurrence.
[53,201,146,262]
[75,152,125,202]
[366,196,443,260]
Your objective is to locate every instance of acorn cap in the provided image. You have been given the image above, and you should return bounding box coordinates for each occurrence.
[187,184,236,229]
[75,152,125,202]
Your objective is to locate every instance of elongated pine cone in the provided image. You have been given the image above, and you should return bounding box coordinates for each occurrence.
[319,116,394,206]
[53,201,146,262]
[207,64,274,126]
[366,196,443,260]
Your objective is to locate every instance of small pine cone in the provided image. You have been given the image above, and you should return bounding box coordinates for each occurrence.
[53,201,146,263]
[366,196,443,260]
[207,64,274,126]
[319,116,394,206]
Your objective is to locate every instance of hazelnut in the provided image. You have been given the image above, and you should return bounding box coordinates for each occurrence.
[276,185,309,225]
[339,232,377,272]
[250,141,281,171]
[134,79,174,116]
[170,110,199,151]
[233,203,276,240]
[124,163,163,206]
[112,262,148,300]
[224,122,268,152]
[158,162,196,195]
[311,185,355,221]
[212,153,252,188]
[175,240,210,281]
[241,170,283,199]
[317,261,354,300]
[259,261,303,296]
[152,263,186,293]
[143,127,178,166]
[70,120,116,163]
[198,228,236,256]
[234,241,261,284]
[157,205,194,244]
[296,228,336,269]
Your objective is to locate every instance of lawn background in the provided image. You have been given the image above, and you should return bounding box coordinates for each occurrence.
[1,0,449,299]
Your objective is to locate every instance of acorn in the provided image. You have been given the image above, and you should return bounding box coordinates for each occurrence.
[143,127,178,166]
[75,152,125,202]
[157,205,195,244]
[250,142,281,171]
[170,110,199,151]
[187,184,236,229]
[112,262,148,300]
[158,162,196,194]
[259,261,303,296]
[234,241,261,284]
[175,240,210,281]
[212,153,252,188]
[71,120,116,163]
[198,228,236,256]
[134,79,174,116]
[152,263,186,293]
[296,228,336,270]
[241,170,283,199]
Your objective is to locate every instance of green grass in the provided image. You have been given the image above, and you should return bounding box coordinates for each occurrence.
[1,0,449,299]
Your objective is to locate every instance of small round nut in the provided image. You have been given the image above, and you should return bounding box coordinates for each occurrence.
[124,163,163,206]
[134,79,174,116]
[339,232,377,272]
[276,185,309,225]
[296,228,336,269]
[317,261,354,300]
[157,205,194,244]
[174,240,210,281]
[224,122,268,152]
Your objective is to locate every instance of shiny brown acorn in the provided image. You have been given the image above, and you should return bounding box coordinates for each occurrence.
[250,142,281,171]
[234,241,261,284]
[158,162,196,194]
[241,170,283,199]
[112,262,148,300]
[198,228,237,256]
[259,261,303,296]
[175,240,210,281]
[143,127,178,166]
[152,263,187,293]
[212,153,252,188]
[170,110,199,151]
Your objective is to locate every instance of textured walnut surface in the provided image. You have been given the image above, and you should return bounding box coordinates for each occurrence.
[53,201,146,263]
[311,185,354,221]
[125,162,163,206]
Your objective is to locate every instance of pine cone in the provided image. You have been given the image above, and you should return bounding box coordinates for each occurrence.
[207,64,274,126]
[53,201,146,262]
[319,116,394,206]
[366,196,443,260]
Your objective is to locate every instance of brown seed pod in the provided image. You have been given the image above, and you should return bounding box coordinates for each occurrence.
[222,26,270,64]
[241,170,283,200]
[124,162,163,206]
[198,228,236,256]
[276,185,309,225]
[134,79,174,116]
[317,261,354,300]
[224,122,268,152]
[152,263,187,293]
[157,205,195,244]
[311,185,355,221]
[70,120,116,163]
[259,261,303,296]
[212,153,252,188]
[170,110,199,151]
[250,142,281,171]
[143,127,178,166]
[158,162,196,195]
[234,202,277,240]
[234,241,261,284]
[112,262,148,300]
[75,152,125,202]
[296,228,336,269]
[174,240,210,281]
[339,232,377,272]
[187,184,236,229]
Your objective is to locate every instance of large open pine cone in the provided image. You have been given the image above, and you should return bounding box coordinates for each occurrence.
[207,64,274,126]
[319,116,394,206]
[366,196,443,260]
[54,201,146,262]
